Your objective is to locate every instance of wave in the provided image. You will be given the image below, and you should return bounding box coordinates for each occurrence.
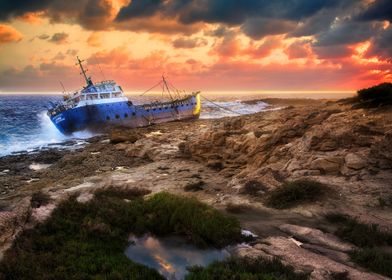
[200,100,268,119]
[0,112,95,157]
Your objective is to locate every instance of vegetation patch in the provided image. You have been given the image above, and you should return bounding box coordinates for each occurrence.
[265,180,326,209]
[0,190,242,279]
[94,186,151,200]
[144,192,242,247]
[356,82,392,107]
[325,213,392,278]
[350,248,392,278]
[325,213,392,247]
[185,257,309,280]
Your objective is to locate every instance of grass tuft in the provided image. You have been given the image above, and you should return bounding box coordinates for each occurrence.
[265,180,326,209]
[349,248,392,278]
[325,213,392,247]
[325,212,392,278]
[30,191,51,208]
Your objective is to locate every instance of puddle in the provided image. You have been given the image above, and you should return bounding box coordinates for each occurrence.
[125,234,230,279]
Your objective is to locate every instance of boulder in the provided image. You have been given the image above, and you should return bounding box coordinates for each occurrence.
[345,153,367,170]
[311,157,343,174]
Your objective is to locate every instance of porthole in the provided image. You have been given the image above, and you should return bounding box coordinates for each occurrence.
[132,112,136,116]
[124,113,128,118]
[115,114,120,119]
[106,116,110,121]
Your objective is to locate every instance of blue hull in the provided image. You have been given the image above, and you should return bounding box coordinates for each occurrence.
[50,94,200,134]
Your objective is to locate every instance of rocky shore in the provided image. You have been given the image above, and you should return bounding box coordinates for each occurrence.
[0,98,391,279]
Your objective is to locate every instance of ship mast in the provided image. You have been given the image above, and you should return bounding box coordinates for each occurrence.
[76,56,92,87]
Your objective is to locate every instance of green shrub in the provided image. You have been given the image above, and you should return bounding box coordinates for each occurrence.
[325,213,392,247]
[144,192,242,247]
[185,257,309,280]
[265,180,326,209]
[0,190,242,279]
[357,83,392,107]
[350,248,392,278]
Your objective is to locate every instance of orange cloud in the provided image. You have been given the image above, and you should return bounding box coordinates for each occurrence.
[87,32,102,47]
[0,24,23,44]
[16,12,44,24]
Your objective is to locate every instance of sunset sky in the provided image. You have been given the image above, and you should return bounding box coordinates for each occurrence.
[0,0,391,93]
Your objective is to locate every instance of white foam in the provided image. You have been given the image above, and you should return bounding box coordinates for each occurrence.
[0,111,97,157]
[200,101,268,119]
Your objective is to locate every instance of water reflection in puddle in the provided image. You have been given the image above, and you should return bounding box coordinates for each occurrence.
[125,234,230,279]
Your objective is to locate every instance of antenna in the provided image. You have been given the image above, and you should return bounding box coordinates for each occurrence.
[59,81,66,93]
[75,56,92,87]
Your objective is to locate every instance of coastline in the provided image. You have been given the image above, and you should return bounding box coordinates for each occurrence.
[1,97,391,279]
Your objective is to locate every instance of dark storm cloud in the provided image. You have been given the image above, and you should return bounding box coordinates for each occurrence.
[116,0,340,24]
[116,0,164,21]
[314,21,384,46]
[358,0,392,22]
[241,18,297,39]
[367,26,392,61]
[0,0,51,21]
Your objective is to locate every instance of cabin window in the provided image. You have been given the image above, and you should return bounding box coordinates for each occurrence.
[132,112,136,116]
[124,114,128,118]
[106,116,110,121]
[115,114,120,119]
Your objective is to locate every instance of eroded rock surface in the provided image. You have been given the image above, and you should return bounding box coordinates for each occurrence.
[0,99,391,278]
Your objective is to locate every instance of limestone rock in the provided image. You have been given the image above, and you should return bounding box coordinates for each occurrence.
[279,224,354,252]
[345,153,367,170]
[310,157,343,174]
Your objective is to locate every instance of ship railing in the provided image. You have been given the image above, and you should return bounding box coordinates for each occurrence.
[141,94,196,111]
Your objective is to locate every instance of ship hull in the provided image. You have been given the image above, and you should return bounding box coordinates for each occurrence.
[50,93,201,134]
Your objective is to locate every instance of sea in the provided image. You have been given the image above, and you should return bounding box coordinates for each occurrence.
[0,94,274,157]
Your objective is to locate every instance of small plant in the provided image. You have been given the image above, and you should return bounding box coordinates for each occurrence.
[30,191,51,208]
[350,248,392,278]
[184,179,206,192]
[265,180,326,209]
[185,257,309,280]
[240,180,267,196]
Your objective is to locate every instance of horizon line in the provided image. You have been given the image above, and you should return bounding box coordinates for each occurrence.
[0,90,356,95]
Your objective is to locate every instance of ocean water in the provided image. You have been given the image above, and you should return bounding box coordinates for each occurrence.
[0,94,269,157]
